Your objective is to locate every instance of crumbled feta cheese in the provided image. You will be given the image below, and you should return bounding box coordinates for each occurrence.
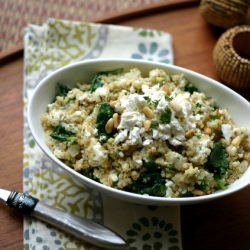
[92,142,108,162]
[165,180,174,197]
[114,129,128,144]
[128,127,142,145]
[142,84,165,101]
[118,111,145,129]
[222,124,233,141]
[95,87,109,97]
[172,93,191,116]
[157,96,169,112]
[73,111,82,116]
[49,110,63,126]
[54,148,65,159]
[109,173,118,182]
[118,152,124,158]
[122,93,147,111]
[142,139,153,146]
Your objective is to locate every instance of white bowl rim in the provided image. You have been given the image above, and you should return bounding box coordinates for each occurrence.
[27,58,250,205]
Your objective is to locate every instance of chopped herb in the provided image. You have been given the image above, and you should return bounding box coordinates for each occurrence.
[124,161,166,197]
[143,160,159,171]
[210,102,218,111]
[160,107,171,124]
[211,115,220,120]
[196,102,202,108]
[195,179,207,191]
[90,68,124,92]
[50,125,77,142]
[96,102,115,142]
[144,96,159,108]
[205,141,229,178]
[215,178,226,190]
[151,121,159,129]
[184,83,199,94]
[165,95,173,101]
[196,134,202,139]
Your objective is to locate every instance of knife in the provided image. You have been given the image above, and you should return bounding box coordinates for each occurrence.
[0,188,129,250]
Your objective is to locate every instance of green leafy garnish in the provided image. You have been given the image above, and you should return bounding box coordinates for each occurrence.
[211,115,220,120]
[124,161,166,197]
[165,95,173,101]
[205,141,229,179]
[151,121,159,129]
[50,125,77,142]
[81,168,99,182]
[184,83,199,94]
[196,102,202,108]
[160,107,171,124]
[90,68,124,92]
[195,179,207,191]
[215,178,226,190]
[144,96,159,108]
[56,83,71,97]
[96,102,115,142]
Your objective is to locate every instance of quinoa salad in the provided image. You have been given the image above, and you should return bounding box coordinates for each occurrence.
[41,68,250,198]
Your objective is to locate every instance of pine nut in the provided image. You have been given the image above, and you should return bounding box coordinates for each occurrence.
[144,120,151,132]
[105,118,114,134]
[231,135,243,147]
[185,129,195,138]
[244,152,250,163]
[113,113,120,128]
[110,101,117,109]
[192,189,205,196]
[142,106,155,119]
[204,126,213,135]
[161,84,169,95]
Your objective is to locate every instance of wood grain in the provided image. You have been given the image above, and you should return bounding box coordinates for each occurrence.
[0,1,250,249]
[0,57,23,250]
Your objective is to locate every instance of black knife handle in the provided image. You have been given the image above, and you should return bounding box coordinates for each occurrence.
[6,192,39,215]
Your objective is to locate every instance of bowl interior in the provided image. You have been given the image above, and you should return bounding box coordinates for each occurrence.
[28,59,250,205]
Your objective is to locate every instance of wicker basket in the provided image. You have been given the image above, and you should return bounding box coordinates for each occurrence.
[200,0,250,29]
[213,25,250,89]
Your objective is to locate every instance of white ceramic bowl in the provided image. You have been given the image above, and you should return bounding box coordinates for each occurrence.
[28,59,250,206]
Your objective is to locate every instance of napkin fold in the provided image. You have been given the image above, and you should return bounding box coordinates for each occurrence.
[23,18,181,250]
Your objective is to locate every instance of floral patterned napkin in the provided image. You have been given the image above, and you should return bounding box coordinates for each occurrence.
[23,18,181,250]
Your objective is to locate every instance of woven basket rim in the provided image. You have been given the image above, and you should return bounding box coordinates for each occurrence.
[225,25,250,63]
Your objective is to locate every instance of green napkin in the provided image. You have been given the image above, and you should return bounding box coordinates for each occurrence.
[23,18,181,250]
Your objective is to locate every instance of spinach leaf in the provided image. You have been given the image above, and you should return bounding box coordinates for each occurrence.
[96,103,115,142]
[90,68,124,92]
[195,179,207,191]
[50,125,77,142]
[184,83,199,94]
[124,161,166,197]
[205,141,229,179]
[179,191,194,197]
[151,121,159,129]
[81,168,99,182]
[56,83,71,97]
[215,178,226,190]
[160,107,171,124]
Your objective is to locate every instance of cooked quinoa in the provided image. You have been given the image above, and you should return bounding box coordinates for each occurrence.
[41,68,250,198]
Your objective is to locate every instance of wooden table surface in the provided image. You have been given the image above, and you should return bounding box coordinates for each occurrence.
[0,1,250,249]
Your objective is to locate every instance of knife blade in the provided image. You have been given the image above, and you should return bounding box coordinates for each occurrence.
[0,188,129,250]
